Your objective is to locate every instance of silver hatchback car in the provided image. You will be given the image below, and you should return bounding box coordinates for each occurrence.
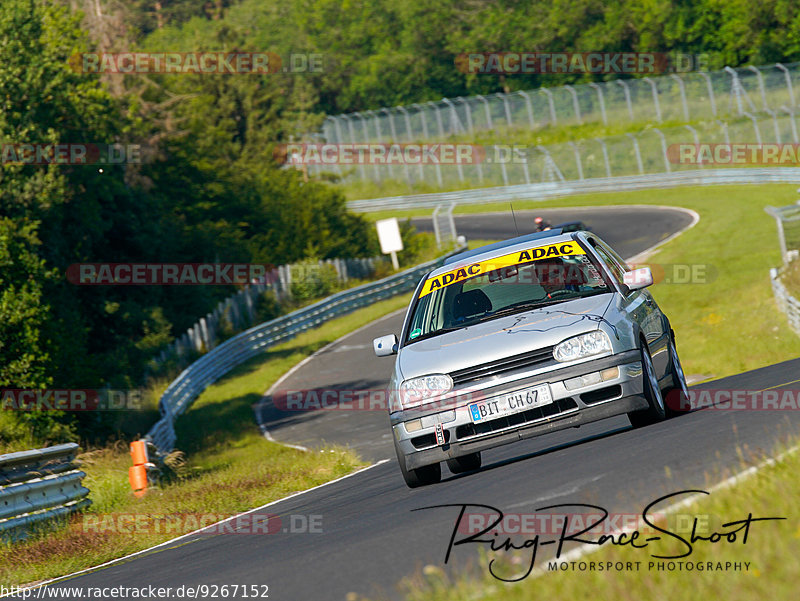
[373,229,689,487]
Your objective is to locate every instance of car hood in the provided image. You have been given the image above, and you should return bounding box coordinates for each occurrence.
[397,293,614,380]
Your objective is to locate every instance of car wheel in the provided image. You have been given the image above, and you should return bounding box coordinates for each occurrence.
[628,344,666,428]
[663,331,690,418]
[446,452,482,474]
[395,443,442,488]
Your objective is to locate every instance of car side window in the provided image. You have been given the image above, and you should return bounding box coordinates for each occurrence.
[590,241,626,286]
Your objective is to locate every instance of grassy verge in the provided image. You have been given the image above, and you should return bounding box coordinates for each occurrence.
[779,258,800,298]
[386,443,799,601]
[0,293,414,587]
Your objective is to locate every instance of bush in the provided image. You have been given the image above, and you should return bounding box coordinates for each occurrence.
[254,289,283,323]
[290,261,341,302]
[397,219,438,267]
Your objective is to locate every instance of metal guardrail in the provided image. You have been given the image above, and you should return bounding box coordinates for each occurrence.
[346,168,800,212]
[150,255,385,373]
[0,443,91,542]
[771,266,800,336]
[145,247,465,454]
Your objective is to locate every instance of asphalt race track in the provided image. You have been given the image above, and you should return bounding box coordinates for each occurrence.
[32,206,800,601]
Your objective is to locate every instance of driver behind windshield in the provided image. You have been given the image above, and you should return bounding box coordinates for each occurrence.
[535,258,581,299]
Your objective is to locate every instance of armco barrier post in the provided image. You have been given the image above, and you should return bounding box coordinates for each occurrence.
[129,440,149,497]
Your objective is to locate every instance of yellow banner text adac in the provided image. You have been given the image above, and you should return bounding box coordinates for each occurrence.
[419,241,585,298]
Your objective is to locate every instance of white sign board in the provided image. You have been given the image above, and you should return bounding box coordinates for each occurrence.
[376,218,404,254]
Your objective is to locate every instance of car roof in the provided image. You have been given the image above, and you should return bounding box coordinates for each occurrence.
[433,229,579,277]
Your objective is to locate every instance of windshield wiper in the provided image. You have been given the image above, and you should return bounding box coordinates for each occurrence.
[478,299,564,322]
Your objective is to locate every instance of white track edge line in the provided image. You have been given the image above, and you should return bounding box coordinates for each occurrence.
[4,459,391,596]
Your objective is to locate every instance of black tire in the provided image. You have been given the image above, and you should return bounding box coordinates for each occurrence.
[628,344,666,428]
[663,331,690,418]
[395,444,442,488]
[446,452,482,474]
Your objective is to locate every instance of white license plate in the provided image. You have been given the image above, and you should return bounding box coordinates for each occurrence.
[469,383,553,423]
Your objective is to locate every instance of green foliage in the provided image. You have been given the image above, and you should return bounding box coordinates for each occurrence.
[254,289,283,324]
[397,219,437,268]
[127,0,800,116]
[289,260,341,302]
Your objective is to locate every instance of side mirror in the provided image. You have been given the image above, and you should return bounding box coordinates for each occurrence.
[623,267,654,291]
[373,334,399,357]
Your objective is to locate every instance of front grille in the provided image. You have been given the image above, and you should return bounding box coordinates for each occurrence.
[455,397,578,439]
[449,346,556,386]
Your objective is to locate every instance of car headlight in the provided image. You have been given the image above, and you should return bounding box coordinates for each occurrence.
[399,374,453,408]
[553,331,612,362]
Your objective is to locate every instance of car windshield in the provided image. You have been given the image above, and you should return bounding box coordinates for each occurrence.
[405,243,611,343]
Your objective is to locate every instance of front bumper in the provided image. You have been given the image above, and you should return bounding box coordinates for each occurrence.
[392,350,647,470]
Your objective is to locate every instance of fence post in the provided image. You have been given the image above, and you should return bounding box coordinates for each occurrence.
[724,66,747,116]
[684,125,701,168]
[588,83,607,125]
[568,141,584,180]
[496,144,509,186]
[381,107,406,182]
[596,137,611,177]
[476,95,492,129]
[441,97,462,135]
[670,74,689,121]
[456,97,474,132]
[564,85,582,124]
[432,204,443,247]
[540,88,557,125]
[765,206,789,262]
[517,91,535,128]
[747,66,769,110]
[765,108,781,143]
[626,133,644,175]
[446,202,458,243]
[781,106,799,143]
[616,80,634,121]
[652,128,670,173]
[698,72,717,117]
[428,101,445,187]
[642,77,662,122]
[742,111,763,144]
[776,63,796,108]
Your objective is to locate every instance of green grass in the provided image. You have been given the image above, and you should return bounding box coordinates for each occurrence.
[381,443,800,601]
[0,293,414,587]
[779,259,800,298]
